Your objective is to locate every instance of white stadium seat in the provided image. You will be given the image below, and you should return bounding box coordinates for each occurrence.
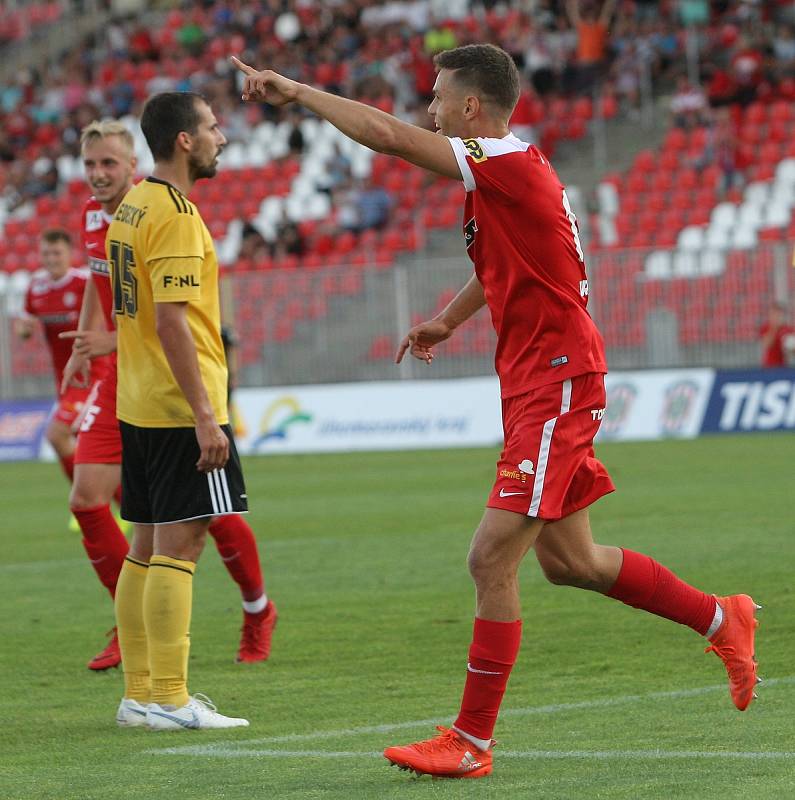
[597,182,619,216]
[672,251,699,277]
[704,226,731,248]
[737,203,763,228]
[762,201,792,228]
[710,202,737,229]
[775,158,795,186]
[743,181,770,207]
[677,226,705,251]
[644,250,672,278]
[731,226,757,250]
[699,250,725,276]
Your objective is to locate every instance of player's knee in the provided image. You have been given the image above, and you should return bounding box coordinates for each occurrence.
[467,544,511,588]
[537,552,598,588]
[69,484,103,510]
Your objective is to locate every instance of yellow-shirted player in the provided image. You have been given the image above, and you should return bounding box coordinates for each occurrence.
[109,92,249,730]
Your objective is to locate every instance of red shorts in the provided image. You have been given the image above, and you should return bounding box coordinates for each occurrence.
[488,373,615,521]
[52,385,92,427]
[74,370,122,465]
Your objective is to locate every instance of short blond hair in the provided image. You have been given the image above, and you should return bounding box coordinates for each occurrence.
[80,119,135,154]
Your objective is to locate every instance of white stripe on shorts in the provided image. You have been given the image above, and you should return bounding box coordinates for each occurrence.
[213,470,227,513]
[528,379,573,518]
[218,468,233,511]
[207,471,220,514]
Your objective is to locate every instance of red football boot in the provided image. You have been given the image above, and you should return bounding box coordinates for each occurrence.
[384,727,493,779]
[87,627,121,671]
[236,602,278,663]
[705,594,761,711]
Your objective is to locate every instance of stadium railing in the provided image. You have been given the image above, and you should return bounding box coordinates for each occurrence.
[2,241,793,399]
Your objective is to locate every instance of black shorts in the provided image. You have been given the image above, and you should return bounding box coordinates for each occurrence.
[119,421,248,524]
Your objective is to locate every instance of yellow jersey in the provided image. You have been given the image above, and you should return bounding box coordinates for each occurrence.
[107,176,228,428]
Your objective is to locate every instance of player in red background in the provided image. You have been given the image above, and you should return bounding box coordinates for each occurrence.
[234,44,761,779]
[14,229,106,489]
[60,119,277,671]
[759,302,795,367]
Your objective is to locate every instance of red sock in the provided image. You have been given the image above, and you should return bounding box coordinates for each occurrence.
[59,454,74,483]
[72,504,129,598]
[454,617,522,742]
[208,515,264,602]
[607,548,716,635]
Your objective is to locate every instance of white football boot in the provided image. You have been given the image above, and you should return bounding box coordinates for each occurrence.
[116,697,150,727]
[146,693,249,730]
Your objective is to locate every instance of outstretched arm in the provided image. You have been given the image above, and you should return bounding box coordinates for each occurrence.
[599,0,618,26]
[396,272,486,364]
[565,0,581,26]
[231,57,462,181]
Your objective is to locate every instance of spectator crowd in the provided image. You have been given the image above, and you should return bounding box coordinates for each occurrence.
[1,0,795,244]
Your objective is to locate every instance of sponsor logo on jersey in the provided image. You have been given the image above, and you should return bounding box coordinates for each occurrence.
[590,408,606,421]
[89,257,109,275]
[518,459,535,474]
[550,355,569,368]
[86,210,105,232]
[63,291,77,308]
[163,275,200,288]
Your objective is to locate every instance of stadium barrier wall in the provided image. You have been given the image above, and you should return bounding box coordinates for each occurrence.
[4,369,794,462]
[0,399,53,461]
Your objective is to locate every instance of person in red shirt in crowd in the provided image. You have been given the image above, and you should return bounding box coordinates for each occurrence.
[234,43,761,779]
[14,228,107,490]
[59,120,277,672]
[759,302,795,367]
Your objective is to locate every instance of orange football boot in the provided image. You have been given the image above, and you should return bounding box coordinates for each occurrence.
[705,594,761,711]
[384,726,493,779]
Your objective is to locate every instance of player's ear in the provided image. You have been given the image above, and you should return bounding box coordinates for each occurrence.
[464,94,480,119]
[175,130,193,154]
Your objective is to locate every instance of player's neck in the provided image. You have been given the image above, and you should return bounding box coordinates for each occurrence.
[464,122,510,139]
[102,183,135,216]
[46,267,69,281]
[151,164,193,197]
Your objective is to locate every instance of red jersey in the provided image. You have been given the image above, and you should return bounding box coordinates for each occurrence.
[448,134,606,398]
[82,197,116,331]
[760,323,795,367]
[24,268,101,390]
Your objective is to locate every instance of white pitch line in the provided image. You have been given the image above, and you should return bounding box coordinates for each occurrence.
[148,675,795,758]
[150,747,795,761]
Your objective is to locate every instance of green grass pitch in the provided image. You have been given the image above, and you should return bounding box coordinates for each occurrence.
[1,434,793,799]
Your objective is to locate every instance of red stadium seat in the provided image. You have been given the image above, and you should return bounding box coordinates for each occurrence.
[663,128,687,152]
[633,150,656,173]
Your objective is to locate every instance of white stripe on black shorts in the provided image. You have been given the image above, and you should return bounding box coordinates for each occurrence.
[119,421,247,524]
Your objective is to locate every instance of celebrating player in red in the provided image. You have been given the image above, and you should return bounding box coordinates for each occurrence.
[60,120,277,671]
[15,229,107,490]
[234,44,761,779]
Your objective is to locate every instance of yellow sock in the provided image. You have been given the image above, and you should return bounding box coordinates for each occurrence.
[144,555,195,708]
[115,557,151,702]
